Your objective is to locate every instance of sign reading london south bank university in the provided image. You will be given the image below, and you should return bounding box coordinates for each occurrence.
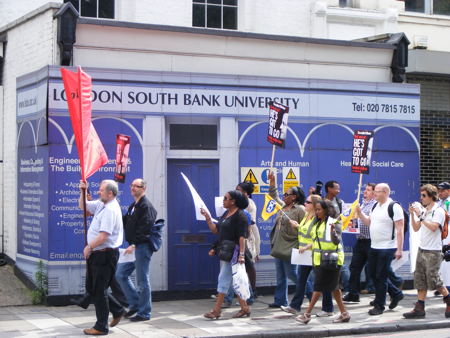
[48,82,420,123]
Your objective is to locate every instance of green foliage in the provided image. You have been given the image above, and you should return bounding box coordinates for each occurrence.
[30,260,48,305]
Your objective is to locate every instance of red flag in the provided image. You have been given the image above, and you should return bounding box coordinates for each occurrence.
[60,67,108,180]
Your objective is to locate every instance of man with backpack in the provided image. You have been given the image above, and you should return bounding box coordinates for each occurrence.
[115,178,158,322]
[356,183,404,315]
[403,184,450,319]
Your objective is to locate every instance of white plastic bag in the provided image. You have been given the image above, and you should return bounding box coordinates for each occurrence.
[231,263,251,301]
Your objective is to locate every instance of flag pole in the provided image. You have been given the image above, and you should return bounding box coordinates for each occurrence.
[82,185,88,245]
[356,173,363,202]
[269,144,276,172]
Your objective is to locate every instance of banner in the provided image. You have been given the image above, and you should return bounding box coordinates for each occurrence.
[60,67,108,180]
[114,134,131,183]
[351,130,373,175]
[261,194,282,221]
[267,101,289,148]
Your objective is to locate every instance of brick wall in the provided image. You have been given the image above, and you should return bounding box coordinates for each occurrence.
[2,8,57,259]
[407,76,450,185]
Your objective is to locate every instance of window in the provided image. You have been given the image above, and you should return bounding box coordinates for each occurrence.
[405,0,450,15]
[193,0,238,30]
[170,124,217,150]
[64,0,114,19]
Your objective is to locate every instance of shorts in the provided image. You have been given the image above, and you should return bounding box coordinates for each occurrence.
[217,260,233,294]
[414,248,444,290]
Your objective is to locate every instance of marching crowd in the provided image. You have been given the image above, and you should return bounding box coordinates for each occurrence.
[202,175,450,325]
[74,176,450,335]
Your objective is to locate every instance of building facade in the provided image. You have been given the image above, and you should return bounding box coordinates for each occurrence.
[1,0,433,302]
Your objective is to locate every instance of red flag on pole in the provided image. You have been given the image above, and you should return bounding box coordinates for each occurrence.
[60,67,108,180]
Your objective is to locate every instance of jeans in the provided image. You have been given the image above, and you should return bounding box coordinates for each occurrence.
[273,258,297,306]
[348,239,371,295]
[289,265,333,312]
[368,248,402,310]
[364,263,375,291]
[116,243,153,319]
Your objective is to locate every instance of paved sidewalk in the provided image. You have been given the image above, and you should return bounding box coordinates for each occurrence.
[1,290,450,337]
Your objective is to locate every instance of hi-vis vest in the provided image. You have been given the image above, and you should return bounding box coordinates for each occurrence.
[298,215,315,247]
[312,217,344,267]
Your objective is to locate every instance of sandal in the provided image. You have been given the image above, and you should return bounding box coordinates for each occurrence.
[296,312,311,324]
[232,308,251,318]
[332,312,351,323]
[204,309,221,319]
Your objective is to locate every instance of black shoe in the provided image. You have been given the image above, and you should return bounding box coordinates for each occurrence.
[129,315,150,322]
[368,306,384,315]
[71,294,91,309]
[389,293,404,310]
[369,300,375,306]
[124,309,138,319]
[268,303,282,308]
[343,293,360,303]
[434,290,441,297]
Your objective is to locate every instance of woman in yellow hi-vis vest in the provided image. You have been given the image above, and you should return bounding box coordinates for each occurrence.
[280,193,334,316]
[296,200,350,324]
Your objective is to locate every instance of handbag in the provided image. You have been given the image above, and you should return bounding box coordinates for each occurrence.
[316,226,339,270]
[320,251,339,269]
[218,240,236,262]
[270,223,298,262]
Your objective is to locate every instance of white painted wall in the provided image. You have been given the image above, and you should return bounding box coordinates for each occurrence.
[2,8,58,260]
[0,0,62,27]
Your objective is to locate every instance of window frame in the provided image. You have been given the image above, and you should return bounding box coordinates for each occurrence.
[64,0,115,19]
[192,0,238,30]
[404,0,450,16]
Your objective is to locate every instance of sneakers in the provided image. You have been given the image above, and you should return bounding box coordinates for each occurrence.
[403,302,425,319]
[368,305,384,315]
[280,305,298,314]
[268,303,282,308]
[296,312,312,324]
[332,312,351,323]
[389,293,404,310]
[343,293,360,303]
[315,310,334,317]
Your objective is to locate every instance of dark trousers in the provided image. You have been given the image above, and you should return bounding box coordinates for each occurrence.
[348,239,371,295]
[290,265,333,312]
[368,248,402,310]
[86,249,123,333]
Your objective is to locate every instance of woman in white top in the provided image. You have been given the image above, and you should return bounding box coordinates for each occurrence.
[237,182,260,298]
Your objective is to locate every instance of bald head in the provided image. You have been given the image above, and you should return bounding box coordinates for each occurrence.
[374,183,390,203]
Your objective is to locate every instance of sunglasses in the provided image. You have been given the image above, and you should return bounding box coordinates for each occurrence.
[420,194,428,198]
[130,184,144,188]
[305,200,312,204]
[283,193,295,197]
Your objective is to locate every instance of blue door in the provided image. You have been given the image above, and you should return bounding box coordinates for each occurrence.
[167,159,220,290]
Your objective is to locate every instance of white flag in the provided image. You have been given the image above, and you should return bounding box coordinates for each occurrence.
[181,172,217,222]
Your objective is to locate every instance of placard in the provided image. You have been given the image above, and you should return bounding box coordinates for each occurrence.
[267,101,289,147]
[351,130,374,174]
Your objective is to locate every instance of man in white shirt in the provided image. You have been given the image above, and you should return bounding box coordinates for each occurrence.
[356,183,404,315]
[403,184,450,319]
[79,180,125,336]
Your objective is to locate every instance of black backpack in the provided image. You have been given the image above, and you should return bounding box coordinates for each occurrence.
[371,201,409,240]
[147,218,165,252]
